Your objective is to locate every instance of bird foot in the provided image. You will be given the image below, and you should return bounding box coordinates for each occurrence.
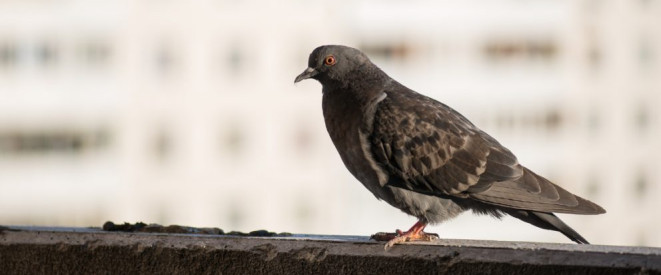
[371,229,439,250]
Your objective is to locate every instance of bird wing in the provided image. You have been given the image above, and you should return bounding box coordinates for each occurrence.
[369,90,605,214]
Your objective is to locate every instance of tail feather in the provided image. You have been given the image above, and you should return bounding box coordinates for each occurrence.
[532,211,589,244]
[505,209,590,244]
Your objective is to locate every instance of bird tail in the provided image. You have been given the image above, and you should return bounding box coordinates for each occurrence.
[532,211,589,244]
[505,210,590,244]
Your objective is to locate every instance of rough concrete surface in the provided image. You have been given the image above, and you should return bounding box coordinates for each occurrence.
[1,226,660,275]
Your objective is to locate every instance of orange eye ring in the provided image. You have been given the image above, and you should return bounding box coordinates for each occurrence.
[324,55,336,66]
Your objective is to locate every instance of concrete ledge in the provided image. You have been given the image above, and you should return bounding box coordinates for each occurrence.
[1,226,660,274]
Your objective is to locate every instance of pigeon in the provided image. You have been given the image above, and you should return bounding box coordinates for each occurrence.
[295,45,605,249]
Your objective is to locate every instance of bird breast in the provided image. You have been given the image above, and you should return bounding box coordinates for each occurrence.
[322,89,390,197]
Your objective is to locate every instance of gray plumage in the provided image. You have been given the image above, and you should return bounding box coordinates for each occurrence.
[295,45,605,244]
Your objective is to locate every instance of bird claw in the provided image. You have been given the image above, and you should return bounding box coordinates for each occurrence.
[371,231,439,250]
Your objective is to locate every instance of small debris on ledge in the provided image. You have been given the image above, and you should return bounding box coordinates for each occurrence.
[0,226,18,235]
[102,221,292,237]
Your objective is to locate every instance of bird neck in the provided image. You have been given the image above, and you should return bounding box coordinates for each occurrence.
[321,66,392,136]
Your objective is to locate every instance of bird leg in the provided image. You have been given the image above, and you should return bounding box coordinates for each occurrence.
[370,221,439,249]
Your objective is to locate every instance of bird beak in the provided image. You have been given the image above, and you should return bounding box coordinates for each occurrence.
[294,67,318,83]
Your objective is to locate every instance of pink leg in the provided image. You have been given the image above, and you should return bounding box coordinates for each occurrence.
[370,221,439,250]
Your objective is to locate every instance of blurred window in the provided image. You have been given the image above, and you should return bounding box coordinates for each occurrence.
[586,176,601,198]
[221,123,244,157]
[153,42,179,77]
[360,42,415,62]
[152,128,172,162]
[584,26,603,71]
[495,111,515,130]
[483,39,557,63]
[639,0,653,9]
[293,123,314,156]
[637,36,654,70]
[493,108,562,133]
[587,108,601,136]
[79,40,111,67]
[155,46,174,73]
[0,41,18,69]
[634,170,648,199]
[587,43,602,70]
[0,129,110,156]
[634,103,650,134]
[227,46,244,75]
[544,108,562,132]
[36,41,59,67]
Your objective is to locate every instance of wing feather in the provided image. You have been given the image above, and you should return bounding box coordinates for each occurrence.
[370,89,605,214]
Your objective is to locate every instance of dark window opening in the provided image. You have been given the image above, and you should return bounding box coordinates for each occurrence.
[634,104,650,134]
[634,171,648,199]
[36,42,59,67]
[0,41,18,68]
[79,40,112,67]
[152,129,172,162]
[360,42,416,62]
[220,123,245,157]
[483,38,557,63]
[0,129,110,156]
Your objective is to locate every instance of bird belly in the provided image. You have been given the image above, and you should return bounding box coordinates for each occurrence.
[385,185,466,224]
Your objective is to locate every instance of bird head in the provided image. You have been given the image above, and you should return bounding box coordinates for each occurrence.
[294,45,370,86]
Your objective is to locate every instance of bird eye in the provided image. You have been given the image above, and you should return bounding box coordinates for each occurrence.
[324,55,336,66]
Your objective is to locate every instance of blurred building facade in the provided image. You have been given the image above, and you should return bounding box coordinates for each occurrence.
[0,0,659,246]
